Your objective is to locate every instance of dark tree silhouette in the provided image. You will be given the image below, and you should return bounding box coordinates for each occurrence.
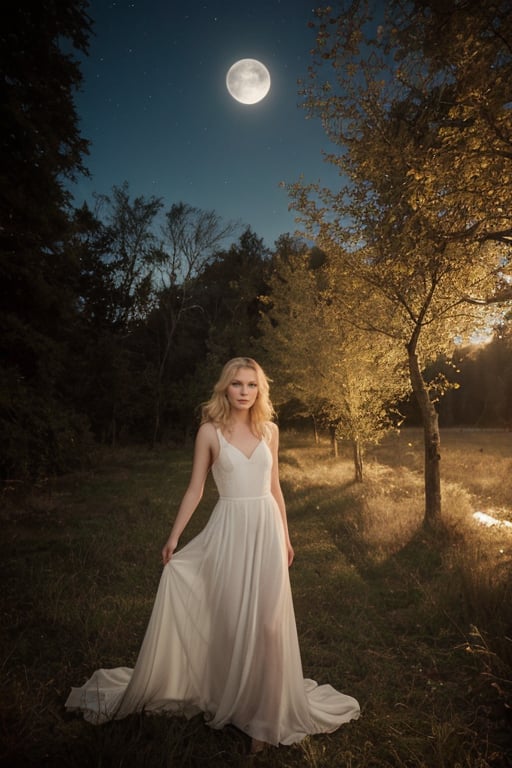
[0,1,92,481]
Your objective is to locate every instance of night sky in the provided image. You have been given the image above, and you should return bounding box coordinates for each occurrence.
[72,0,342,247]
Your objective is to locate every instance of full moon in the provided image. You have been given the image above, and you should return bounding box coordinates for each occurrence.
[226,59,271,105]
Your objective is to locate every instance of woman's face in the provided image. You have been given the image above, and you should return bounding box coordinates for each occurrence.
[226,367,259,412]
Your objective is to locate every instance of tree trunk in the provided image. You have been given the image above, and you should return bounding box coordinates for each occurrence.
[329,426,338,457]
[407,345,441,524]
[353,439,363,483]
[152,384,162,448]
[312,414,319,444]
[151,309,177,449]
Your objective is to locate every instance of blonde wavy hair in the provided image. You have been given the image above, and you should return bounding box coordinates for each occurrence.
[201,357,275,439]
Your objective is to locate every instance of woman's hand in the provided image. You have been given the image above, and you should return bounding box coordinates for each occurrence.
[162,538,178,565]
[287,541,295,567]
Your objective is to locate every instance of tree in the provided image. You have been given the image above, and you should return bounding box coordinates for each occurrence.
[260,238,407,481]
[288,0,512,521]
[67,197,239,446]
[438,325,512,428]
[147,203,238,444]
[93,182,163,328]
[64,188,164,445]
[198,228,270,361]
[0,1,93,481]
[136,227,271,441]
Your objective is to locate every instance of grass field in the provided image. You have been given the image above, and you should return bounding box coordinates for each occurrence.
[1,427,511,767]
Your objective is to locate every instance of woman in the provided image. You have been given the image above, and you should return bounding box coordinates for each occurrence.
[65,357,360,754]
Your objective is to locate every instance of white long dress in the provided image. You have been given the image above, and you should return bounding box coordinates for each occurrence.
[65,428,360,745]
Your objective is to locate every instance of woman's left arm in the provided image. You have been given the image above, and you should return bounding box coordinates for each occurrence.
[269,423,295,567]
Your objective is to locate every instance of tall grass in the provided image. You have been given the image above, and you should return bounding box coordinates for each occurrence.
[0,430,511,767]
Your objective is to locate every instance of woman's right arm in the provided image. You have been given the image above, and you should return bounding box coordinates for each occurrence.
[161,423,217,565]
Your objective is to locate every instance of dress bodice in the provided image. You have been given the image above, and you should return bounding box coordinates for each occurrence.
[211,429,272,499]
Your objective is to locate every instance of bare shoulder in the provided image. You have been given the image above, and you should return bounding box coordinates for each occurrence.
[192,422,219,467]
[196,421,217,443]
[195,421,218,448]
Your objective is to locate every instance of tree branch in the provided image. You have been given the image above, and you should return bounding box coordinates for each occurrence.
[463,287,512,305]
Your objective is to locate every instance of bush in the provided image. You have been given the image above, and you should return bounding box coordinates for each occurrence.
[0,374,95,484]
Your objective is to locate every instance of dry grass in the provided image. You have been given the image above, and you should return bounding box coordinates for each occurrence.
[0,429,511,767]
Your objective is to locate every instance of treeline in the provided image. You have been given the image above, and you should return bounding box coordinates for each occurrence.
[2,166,511,485]
[1,164,301,480]
[406,334,512,429]
[2,1,511,490]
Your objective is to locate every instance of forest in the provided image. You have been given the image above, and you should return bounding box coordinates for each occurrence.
[1,2,512,766]
[2,1,512,516]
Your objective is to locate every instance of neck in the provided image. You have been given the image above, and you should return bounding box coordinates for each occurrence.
[229,410,252,427]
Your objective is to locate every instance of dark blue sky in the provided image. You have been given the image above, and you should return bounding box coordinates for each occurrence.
[72,0,342,247]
